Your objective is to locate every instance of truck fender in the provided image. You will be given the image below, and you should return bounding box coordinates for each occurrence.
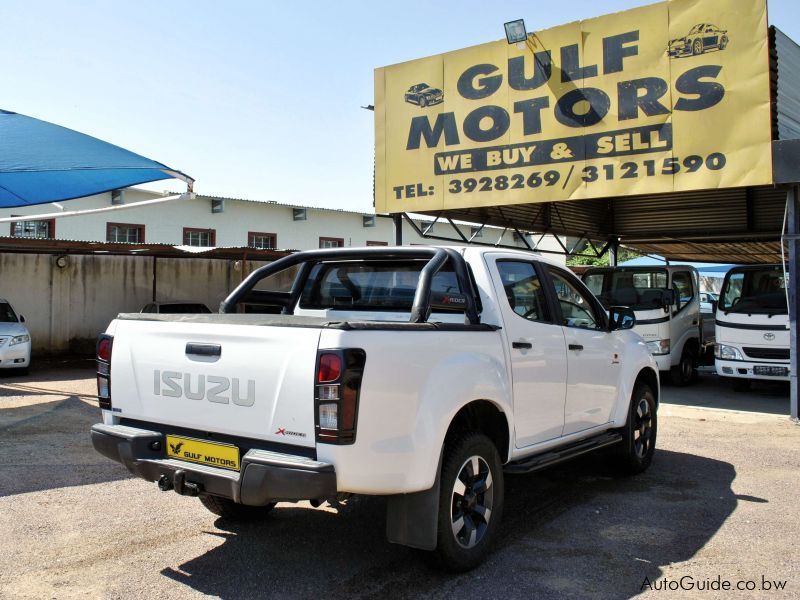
[612,354,659,426]
[411,352,512,490]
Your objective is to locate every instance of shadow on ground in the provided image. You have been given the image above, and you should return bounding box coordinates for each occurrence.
[0,393,131,497]
[661,370,789,415]
[161,449,737,599]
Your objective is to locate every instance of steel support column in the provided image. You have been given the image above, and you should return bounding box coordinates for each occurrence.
[393,214,403,245]
[788,186,799,421]
[608,240,620,266]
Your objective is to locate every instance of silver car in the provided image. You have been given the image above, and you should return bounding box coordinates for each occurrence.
[0,298,31,372]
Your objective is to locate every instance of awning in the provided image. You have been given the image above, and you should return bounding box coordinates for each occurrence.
[0,109,193,208]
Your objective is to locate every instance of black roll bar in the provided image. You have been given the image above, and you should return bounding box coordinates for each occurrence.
[219,246,481,325]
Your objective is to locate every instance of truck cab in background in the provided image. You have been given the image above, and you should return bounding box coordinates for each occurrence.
[583,266,704,385]
[715,265,790,391]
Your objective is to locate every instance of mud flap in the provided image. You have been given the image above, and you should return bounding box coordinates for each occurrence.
[385,453,442,551]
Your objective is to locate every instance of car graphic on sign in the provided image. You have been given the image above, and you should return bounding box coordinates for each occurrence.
[404,83,444,108]
[668,23,729,57]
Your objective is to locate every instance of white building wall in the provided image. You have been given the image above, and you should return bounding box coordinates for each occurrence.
[0,189,566,264]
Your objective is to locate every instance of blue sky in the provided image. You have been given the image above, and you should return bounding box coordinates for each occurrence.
[3,0,797,212]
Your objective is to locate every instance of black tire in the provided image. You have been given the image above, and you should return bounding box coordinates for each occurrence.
[719,35,729,50]
[693,39,703,55]
[613,382,657,475]
[198,494,275,520]
[670,346,696,386]
[732,378,752,392]
[419,96,427,108]
[430,432,504,572]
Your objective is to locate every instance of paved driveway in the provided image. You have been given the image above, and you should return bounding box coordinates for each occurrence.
[1,363,797,599]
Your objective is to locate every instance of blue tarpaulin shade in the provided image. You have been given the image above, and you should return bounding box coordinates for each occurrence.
[0,109,192,208]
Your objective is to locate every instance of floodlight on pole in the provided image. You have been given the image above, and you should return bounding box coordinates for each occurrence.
[504,19,527,45]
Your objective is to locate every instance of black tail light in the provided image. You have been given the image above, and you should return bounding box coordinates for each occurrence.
[96,334,113,409]
[314,349,366,444]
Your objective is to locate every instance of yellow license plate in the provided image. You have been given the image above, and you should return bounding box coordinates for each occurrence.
[165,435,240,471]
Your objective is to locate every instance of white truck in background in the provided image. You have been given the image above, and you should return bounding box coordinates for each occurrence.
[583,265,706,385]
[715,264,790,391]
[91,246,659,571]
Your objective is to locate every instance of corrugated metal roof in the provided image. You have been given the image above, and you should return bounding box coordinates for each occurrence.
[773,27,800,141]
[418,185,790,263]
[0,236,292,260]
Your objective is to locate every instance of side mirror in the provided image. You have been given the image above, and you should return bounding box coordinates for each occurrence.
[710,299,718,313]
[609,306,636,331]
[19,314,25,323]
[661,289,676,308]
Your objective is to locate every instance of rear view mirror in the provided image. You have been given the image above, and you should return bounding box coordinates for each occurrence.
[660,289,675,308]
[710,299,718,313]
[609,306,636,331]
[19,314,25,323]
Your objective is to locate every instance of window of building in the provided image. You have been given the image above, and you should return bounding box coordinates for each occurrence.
[248,232,277,249]
[106,222,145,243]
[183,227,216,246]
[10,218,55,239]
[363,215,376,227]
[111,190,124,205]
[319,237,344,248]
[366,240,388,246]
[293,208,307,221]
[211,198,225,213]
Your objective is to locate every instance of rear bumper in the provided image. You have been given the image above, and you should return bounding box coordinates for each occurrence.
[91,423,336,505]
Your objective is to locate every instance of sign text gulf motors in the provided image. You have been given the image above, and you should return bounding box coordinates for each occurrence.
[374,0,772,214]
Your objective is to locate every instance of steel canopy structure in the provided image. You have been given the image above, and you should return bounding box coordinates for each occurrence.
[374,0,800,420]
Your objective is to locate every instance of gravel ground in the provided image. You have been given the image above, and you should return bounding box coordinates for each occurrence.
[1,363,798,599]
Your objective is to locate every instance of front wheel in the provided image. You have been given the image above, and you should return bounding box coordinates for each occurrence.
[670,346,696,386]
[613,382,657,475]
[199,494,276,520]
[419,97,428,108]
[693,39,703,55]
[431,432,504,572]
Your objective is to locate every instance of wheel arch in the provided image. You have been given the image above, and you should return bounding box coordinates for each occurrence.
[634,366,659,406]
[443,399,511,464]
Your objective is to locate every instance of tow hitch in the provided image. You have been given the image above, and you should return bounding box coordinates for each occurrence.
[158,470,203,497]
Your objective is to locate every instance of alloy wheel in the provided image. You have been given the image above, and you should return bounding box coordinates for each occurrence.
[450,455,494,549]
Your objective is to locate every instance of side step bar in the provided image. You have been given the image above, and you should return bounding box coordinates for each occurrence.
[504,432,623,474]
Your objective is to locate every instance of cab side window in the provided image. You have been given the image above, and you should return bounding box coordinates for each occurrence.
[672,271,694,312]
[548,268,602,330]
[496,261,550,323]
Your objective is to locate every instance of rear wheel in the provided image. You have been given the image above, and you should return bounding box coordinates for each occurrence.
[198,494,275,520]
[431,432,504,572]
[693,39,703,55]
[613,382,657,475]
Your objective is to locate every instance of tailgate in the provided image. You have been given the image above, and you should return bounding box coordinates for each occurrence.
[109,319,321,447]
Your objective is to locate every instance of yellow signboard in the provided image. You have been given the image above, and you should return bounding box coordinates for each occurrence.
[375,0,772,214]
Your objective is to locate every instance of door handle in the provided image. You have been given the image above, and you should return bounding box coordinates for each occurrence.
[186,343,221,357]
[568,344,584,351]
[512,341,532,349]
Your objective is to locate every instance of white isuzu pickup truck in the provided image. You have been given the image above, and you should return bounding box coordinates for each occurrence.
[91,246,659,571]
